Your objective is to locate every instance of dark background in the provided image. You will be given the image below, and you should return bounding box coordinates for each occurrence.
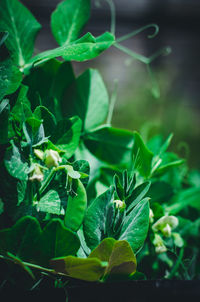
[21,0,200,167]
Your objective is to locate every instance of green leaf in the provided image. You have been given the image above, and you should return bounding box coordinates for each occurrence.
[17,180,27,206]
[88,239,137,280]
[119,198,150,253]
[24,60,75,119]
[73,160,90,186]
[148,181,174,204]
[84,126,134,167]
[147,133,173,155]
[51,116,82,158]
[11,85,32,124]
[83,187,115,250]
[126,181,150,213]
[114,174,125,200]
[34,106,57,137]
[63,69,109,131]
[50,256,106,281]
[36,190,63,215]
[26,32,115,71]
[0,99,10,144]
[38,219,80,267]
[0,0,41,67]
[132,132,153,178]
[4,141,29,181]
[0,31,9,48]
[88,238,116,261]
[64,179,87,231]
[51,0,90,45]
[0,58,22,101]
[23,118,48,147]
[0,216,42,262]
[152,152,185,176]
[0,199,4,215]
[104,240,137,278]
[166,187,200,214]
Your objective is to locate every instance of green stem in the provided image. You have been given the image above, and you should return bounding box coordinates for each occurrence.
[166,247,184,279]
[39,168,56,196]
[0,255,66,277]
[105,0,116,35]
[106,79,118,125]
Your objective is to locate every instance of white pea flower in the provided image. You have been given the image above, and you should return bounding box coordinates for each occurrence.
[153,234,167,254]
[149,208,154,223]
[34,149,44,160]
[113,199,126,211]
[29,164,44,182]
[44,149,62,168]
[152,215,178,237]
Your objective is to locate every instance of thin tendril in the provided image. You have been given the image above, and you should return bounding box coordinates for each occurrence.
[105,0,116,35]
[148,46,172,64]
[147,64,160,99]
[106,79,118,125]
[94,0,116,34]
[114,42,149,64]
[117,24,159,43]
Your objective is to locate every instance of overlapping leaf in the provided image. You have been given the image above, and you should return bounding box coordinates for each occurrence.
[0,0,41,67]
[51,0,91,45]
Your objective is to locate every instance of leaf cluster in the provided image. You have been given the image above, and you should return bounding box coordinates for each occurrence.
[0,0,199,293]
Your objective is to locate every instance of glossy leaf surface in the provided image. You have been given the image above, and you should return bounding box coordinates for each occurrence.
[51,0,90,45]
[0,0,41,67]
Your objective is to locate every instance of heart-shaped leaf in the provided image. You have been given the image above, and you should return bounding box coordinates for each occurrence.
[38,219,80,267]
[51,116,82,159]
[50,256,106,281]
[84,127,134,167]
[51,0,91,45]
[0,216,41,262]
[62,69,109,131]
[0,0,41,67]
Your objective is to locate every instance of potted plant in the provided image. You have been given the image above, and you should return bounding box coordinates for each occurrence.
[0,0,199,301]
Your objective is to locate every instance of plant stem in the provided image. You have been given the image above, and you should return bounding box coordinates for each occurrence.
[0,254,66,277]
[106,80,118,125]
[166,247,184,279]
[39,168,56,195]
[105,0,116,35]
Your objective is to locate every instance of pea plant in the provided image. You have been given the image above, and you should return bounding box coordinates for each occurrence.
[0,0,199,292]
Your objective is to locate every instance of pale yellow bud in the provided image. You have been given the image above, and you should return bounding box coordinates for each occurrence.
[113,199,126,211]
[152,215,178,237]
[44,149,62,168]
[29,164,44,182]
[153,234,167,254]
[149,208,154,223]
[34,149,44,160]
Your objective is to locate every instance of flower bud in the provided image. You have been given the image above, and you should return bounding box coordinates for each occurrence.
[34,149,44,160]
[113,199,126,211]
[152,215,178,237]
[29,164,44,182]
[44,149,62,168]
[149,208,154,223]
[153,234,167,254]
